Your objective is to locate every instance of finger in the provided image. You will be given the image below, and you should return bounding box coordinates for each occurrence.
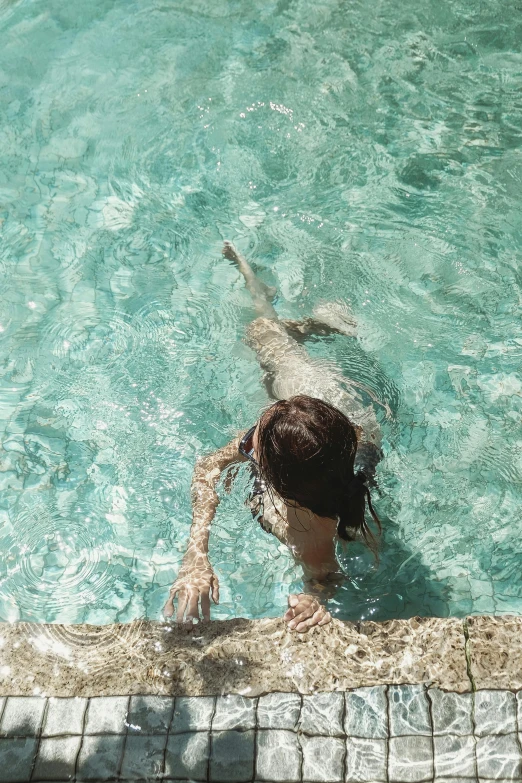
[318,612,332,626]
[291,598,315,617]
[201,591,211,622]
[287,594,299,608]
[283,607,296,622]
[163,596,175,618]
[184,588,202,623]
[211,575,220,604]
[176,591,188,623]
[296,609,325,633]
[287,606,315,630]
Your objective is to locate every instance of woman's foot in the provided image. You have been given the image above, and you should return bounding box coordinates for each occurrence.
[222,240,242,264]
[312,301,357,337]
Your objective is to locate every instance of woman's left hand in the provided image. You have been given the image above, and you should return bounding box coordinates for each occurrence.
[283,593,332,633]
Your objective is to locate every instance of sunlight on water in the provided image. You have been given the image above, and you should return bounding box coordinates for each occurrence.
[0,0,521,623]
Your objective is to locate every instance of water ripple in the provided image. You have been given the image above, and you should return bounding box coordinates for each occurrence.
[0,500,114,622]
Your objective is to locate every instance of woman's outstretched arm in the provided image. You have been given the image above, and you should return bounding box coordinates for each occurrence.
[163,434,245,623]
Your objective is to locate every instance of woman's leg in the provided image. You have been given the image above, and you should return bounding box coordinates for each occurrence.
[222,242,278,320]
[223,242,357,338]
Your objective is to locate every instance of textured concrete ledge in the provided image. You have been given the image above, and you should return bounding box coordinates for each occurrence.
[466,615,522,690]
[0,616,473,697]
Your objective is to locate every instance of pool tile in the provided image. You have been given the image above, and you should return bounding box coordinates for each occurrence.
[300,692,344,736]
[164,731,209,780]
[212,695,256,731]
[43,697,87,736]
[211,729,255,782]
[257,692,301,730]
[476,733,522,779]
[170,696,215,733]
[429,689,473,736]
[84,696,129,735]
[388,736,433,782]
[120,733,167,778]
[517,691,522,728]
[344,686,387,739]
[0,697,46,737]
[32,735,82,780]
[301,735,345,782]
[0,737,38,782]
[474,690,517,736]
[345,736,387,782]
[256,729,301,782]
[436,779,478,783]
[389,685,431,736]
[433,735,476,778]
[75,734,125,780]
[127,695,174,733]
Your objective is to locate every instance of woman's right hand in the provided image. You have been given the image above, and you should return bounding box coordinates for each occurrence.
[163,551,220,623]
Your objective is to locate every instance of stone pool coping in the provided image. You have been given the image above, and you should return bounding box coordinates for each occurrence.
[0,614,519,697]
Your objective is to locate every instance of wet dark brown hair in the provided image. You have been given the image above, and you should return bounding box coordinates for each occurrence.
[256,395,381,553]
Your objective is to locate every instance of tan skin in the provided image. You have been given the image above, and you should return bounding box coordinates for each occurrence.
[163,423,338,632]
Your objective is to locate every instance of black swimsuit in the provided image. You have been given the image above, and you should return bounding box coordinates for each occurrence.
[249,466,273,534]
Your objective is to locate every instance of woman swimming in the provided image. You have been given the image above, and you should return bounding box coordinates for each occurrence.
[163,243,383,632]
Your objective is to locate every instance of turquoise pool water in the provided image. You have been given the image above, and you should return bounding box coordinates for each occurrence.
[0,0,521,624]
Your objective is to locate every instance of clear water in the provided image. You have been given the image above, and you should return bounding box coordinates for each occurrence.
[0,0,521,625]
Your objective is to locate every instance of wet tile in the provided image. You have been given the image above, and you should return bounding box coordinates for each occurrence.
[257,692,301,730]
[474,690,516,736]
[256,729,301,782]
[301,735,345,782]
[345,686,387,739]
[127,695,174,733]
[0,696,46,737]
[436,779,478,783]
[389,685,431,736]
[0,737,38,782]
[164,731,209,781]
[171,696,215,733]
[434,735,476,778]
[75,734,125,780]
[120,733,167,778]
[211,729,255,782]
[429,689,473,736]
[212,695,256,731]
[32,735,81,780]
[476,733,522,780]
[84,696,128,735]
[345,737,387,782]
[388,736,433,782]
[43,697,87,737]
[300,693,344,737]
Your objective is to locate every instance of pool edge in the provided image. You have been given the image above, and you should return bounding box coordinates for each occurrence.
[3,614,511,696]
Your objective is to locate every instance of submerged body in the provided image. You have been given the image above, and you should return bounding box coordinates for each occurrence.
[164,243,383,631]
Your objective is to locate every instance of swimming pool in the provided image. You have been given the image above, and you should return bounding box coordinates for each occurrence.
[0,0,521,625]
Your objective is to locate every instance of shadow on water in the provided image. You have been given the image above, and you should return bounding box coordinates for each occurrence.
[331,516,452,624]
